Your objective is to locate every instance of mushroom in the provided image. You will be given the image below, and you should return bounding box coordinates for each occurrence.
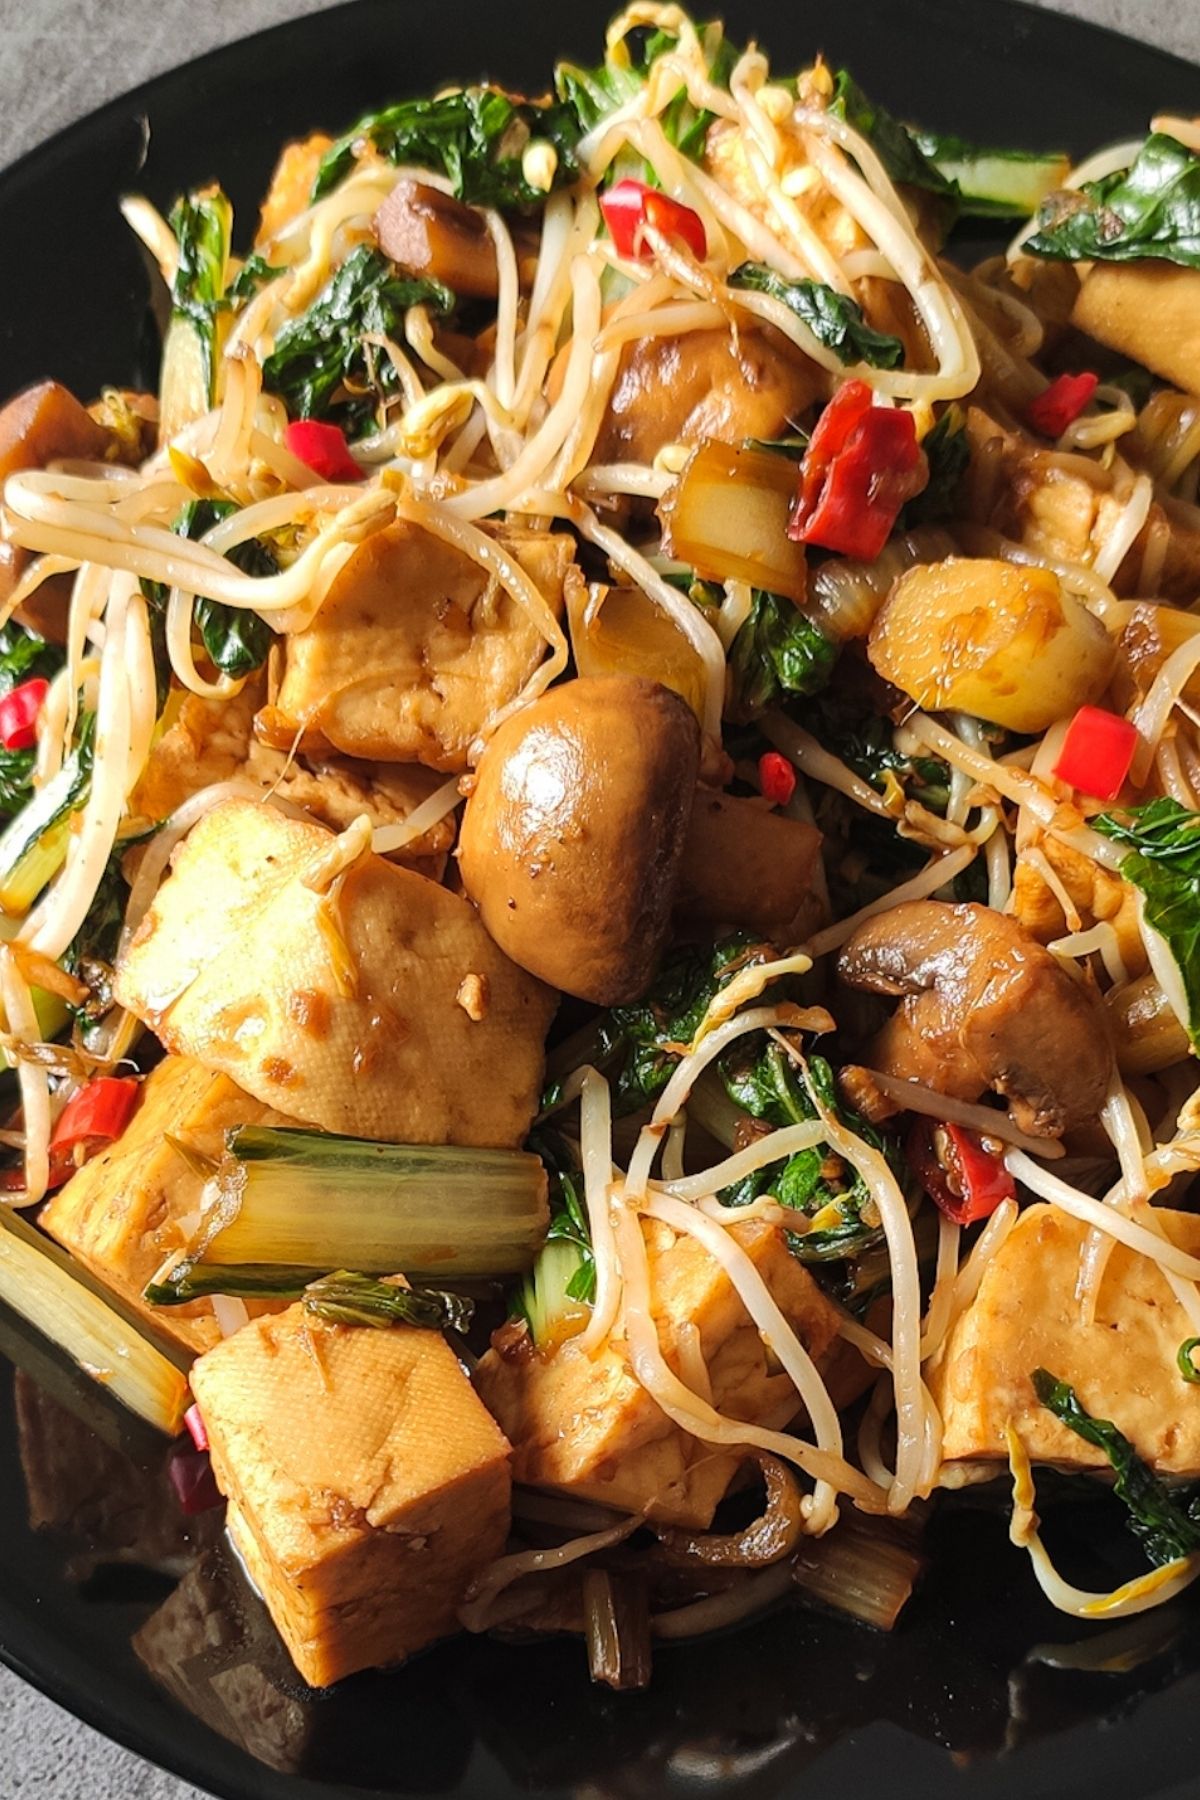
[374,179,499,300]
[458,675,700,1005]
[837,900,1113,1137]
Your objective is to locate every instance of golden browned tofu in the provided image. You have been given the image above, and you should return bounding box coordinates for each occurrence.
[963,406,1200,600]
[130,680,455,871]
[676,791,825,945]
[1073,262,1200,399]
[929,1204,1200,1475]
[255,132,333,248]
[190,1302,512,1687]
[593,326,822,466]
[269,523,576,770]
[475,1217,843,1528]
[41,1056,290,1355]
[114,799,555,1146]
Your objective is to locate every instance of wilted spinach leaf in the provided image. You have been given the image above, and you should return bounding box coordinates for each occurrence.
[1026,133,1200,268]
[730,263,904,368]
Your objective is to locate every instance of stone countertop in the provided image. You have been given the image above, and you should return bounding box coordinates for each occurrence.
[0,1,1197,1796]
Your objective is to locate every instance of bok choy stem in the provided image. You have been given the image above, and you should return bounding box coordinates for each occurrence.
[194,1126,549,1280]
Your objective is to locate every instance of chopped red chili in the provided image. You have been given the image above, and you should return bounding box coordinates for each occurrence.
[1053,705,1139,802]
[599,179,707,262]
[47,1076,140,1189]
[788,380,928,560]
[0,678,49,752]
[906,1117,1015,1225]
[283,419,363,484]
[758,750,797,807]
[1026,371,1098,439]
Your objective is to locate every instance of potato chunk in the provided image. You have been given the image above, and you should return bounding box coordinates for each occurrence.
[868,557,1114,732]
[475,1217,843,1528]
[114,799,555,1146]
[1073,262,1200,400]
[190,1302,511,1686]
[929,1204,1200,1476]
[41,1055,289,1355]
[268,523,576,770]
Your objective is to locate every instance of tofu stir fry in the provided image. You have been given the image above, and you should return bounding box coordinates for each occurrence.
[5,3,1200,1691]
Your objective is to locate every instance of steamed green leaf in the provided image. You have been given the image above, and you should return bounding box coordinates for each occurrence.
[1032,1368,1200,1566]
[1093,798,1200,1047]
[729,264,905,368]
[312,88,581,206]
[1026,134,1200,268]
[728,589,837,719]
[262,244,453,427]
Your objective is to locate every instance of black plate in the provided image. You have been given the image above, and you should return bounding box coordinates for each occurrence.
[4,2,1200,1795]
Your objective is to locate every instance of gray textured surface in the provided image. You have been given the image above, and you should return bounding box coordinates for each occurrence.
[0,0,1197,1796]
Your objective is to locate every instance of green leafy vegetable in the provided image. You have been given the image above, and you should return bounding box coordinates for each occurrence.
[909,132,1069,219]
[140,498,276,682]
[61,839,138,1033]
[558,20,738,165]
[0,713,95,915]
[729,263,904,368]
[511,1130,595,1346]
[168,188,232,395]
[301,1271,474,1333]
[0,623,64,823]
[1026,133,1200,268]
[728,589,837,719]
[312,88,581,206]
[0,621,61,699]
[808,688,950,812]
[718,1043,896,1260]
[1093,798,1200,1046]
[903,405,969,525]
[1032,1368,1200,1567]
[597,934,773,1114]
[1178,1338,1200,1384]
[226,253,284,302]
[261,244,454,429]
[830,71,956,201]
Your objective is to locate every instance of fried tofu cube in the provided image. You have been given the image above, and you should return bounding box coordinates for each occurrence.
[41,1056,290,1355]
[963,405,1200,600]
[268,523,576,771]
[475,1217,843,1528]
[255,132,333,248]
[929,1203,1200,1476]
[1073,262,1200,400]
[114,800,555,1146]
[130,677,455,874]
[190,1303,512,1687]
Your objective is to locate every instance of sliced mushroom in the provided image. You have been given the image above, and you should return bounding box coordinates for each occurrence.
[457,675,700,1004]
[0,380,118,638]
[837,900,1113,1137]
[374,179,499,300]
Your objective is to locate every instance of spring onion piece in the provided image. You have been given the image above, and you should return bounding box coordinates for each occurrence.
[196,1126,549,1279]
[1178,1339,1200,1385]
[0,1209,189,1434]
[0,715,93,915]
[301,1271,475,1332]
[582,1568,653,1690]
[791,1507,925,1629]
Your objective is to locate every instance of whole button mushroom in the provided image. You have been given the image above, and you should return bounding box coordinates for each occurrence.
[458,676,700,1005]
